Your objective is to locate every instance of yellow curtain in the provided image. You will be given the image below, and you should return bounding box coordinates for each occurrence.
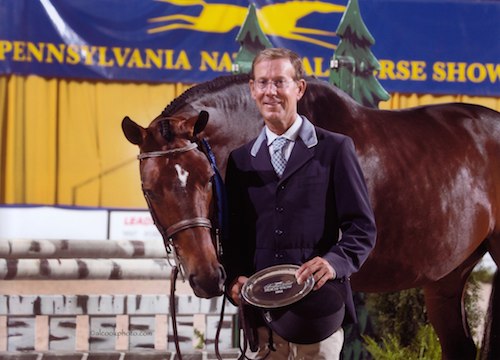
[1,74,499,208]
[0,75,192,208]
[380,92,500,112]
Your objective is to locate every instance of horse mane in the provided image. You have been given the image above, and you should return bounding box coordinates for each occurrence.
[159,72,361,125]
[161,73,251,117]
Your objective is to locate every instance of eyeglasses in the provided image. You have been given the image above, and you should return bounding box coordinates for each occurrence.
[253,78,296,91]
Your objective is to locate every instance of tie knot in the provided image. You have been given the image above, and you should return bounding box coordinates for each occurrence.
[272,137,288,152]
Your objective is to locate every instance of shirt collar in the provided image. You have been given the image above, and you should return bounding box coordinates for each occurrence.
[251,115,317,157]
[265,115,302,146]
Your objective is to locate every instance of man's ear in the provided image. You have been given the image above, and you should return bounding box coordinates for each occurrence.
[193,110,209,136]
[249,80,258,100]
[297,79,307,100]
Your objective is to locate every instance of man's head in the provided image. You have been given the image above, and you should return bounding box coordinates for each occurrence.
[251,48,305,82]
[249,48,307,135]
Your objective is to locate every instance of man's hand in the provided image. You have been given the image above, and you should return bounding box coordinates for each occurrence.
[229,276,249,305]
[295,257,336,290]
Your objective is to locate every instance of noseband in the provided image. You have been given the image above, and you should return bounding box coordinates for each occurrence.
[137,141,213,278]
[137,142,198,160]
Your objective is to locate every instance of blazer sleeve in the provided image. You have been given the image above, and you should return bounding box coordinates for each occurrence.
[221,150,256,288]
[322,137,377,279]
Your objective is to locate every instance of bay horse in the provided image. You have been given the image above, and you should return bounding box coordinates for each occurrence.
[122,73,500,359]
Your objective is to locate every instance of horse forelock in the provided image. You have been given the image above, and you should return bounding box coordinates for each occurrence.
[161,73,251,118]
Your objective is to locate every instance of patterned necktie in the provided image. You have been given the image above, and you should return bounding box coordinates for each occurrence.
[271,137,289,178]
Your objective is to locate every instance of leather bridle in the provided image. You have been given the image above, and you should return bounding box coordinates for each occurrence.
[138,141,214,280]
[137,139,228,360]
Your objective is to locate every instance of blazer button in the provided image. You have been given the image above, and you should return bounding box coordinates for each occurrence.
[275,207,284,213]
[274,229,284,235]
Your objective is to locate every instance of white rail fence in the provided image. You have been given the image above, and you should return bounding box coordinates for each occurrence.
[0,239,239,356]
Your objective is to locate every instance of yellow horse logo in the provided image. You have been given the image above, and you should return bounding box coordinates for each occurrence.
[148,0,345,49]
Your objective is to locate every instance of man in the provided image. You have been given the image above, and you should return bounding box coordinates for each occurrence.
[222,48,376,359]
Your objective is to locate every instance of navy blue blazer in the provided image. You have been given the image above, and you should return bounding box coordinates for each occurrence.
[223,116,376,323]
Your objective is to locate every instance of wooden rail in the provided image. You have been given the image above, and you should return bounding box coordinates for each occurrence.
[0,239,239,356]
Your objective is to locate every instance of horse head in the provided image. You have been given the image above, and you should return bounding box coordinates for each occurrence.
[122,110,226,298]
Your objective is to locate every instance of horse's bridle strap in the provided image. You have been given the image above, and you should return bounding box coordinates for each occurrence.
[166,217,212,239]
[137,142,198,160]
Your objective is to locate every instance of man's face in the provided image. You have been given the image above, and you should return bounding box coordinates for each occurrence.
[250,58,306,134]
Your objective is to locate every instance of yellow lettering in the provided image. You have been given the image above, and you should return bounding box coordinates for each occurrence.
[217,52,233,72]
[199,51,219,71]
[26,42,44,62]
[127,48,145,68]
[97,46,114,67]
[144,49,162,69]
[378,60,427,81]
[12,41,26,61]
[486,63,500,83]
[301,57,314,76]
[446,62,467,82]
[112,47,131,67]
[432,62,446,82]
[21,41,500,89]
[66,45,80,65]
[164,50,175,68]
[313,57,329,77]
[466,63,486,83]
[410,61,427,81]
[303,57,330,77]
[377,60,396,80]
[0,40,13,60]
[81,45,98,65]
[174,50,191,70]
[395,60,410,80]
[432,61,500,83]
[46,43,65,64]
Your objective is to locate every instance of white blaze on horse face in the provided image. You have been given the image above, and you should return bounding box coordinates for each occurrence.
[174,164,189,188]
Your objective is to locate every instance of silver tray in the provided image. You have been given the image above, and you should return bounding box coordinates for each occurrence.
[241,264,315,309]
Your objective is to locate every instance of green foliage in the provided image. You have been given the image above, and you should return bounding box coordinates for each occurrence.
[360,267,489,359]
[465,263,495,340]
[364,324,442,360]
[366,288,427,346]
[465,273,482,340]
[470,265,495,284]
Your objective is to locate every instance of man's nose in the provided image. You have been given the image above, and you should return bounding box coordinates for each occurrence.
[263,82,278,94]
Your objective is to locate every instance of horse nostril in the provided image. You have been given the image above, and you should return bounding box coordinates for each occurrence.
[188,273,197,290]
[217,265,226,293]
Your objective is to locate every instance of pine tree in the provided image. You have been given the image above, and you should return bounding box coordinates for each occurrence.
[329,0,390,108]
[232,3,272,74]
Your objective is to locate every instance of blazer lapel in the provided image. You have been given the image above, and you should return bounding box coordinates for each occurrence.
[251,139,277,183]
[249,116,318,183]
[280,137,314,183]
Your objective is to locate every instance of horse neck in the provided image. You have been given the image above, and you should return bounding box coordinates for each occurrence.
[300,80,364,133]
[188,81,263,175]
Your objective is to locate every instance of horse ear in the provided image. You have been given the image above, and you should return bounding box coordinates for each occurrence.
[193,110,209,136]
[122,116,145,145]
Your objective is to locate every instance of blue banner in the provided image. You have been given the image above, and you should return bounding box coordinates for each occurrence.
[0,0,499,96]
